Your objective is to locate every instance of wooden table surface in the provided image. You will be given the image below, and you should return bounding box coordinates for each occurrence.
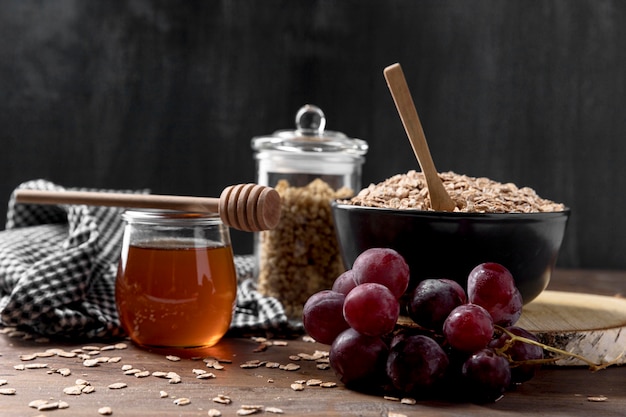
[1,268,626,417]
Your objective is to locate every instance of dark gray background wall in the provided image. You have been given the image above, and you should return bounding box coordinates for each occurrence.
[1,0,624,269]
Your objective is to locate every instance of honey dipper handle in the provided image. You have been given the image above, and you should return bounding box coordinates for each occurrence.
[14,184,281,232]
[14,189,221,214]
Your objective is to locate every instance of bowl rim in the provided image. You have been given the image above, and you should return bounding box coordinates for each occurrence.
[331,200,571,220]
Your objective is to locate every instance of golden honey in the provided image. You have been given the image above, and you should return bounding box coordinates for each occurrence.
[115,211,237,351]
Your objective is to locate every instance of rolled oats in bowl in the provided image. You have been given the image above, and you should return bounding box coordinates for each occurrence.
[340,170,565,213]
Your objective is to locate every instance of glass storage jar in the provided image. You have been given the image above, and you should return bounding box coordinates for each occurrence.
[251,104,368,318]
[115,210,237,353]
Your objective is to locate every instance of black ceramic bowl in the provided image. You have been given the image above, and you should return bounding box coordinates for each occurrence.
[331,202,570,304]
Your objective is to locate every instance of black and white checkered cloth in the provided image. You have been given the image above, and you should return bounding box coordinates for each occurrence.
[0,179,290,340]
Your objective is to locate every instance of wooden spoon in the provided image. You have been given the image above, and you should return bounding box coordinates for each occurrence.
[14,183,281,232]
[384,63,456,212]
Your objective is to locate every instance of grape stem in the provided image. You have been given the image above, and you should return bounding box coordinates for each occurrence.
[494,325,624,372]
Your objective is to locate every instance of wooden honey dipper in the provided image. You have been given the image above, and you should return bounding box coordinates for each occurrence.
[14,183,281,232]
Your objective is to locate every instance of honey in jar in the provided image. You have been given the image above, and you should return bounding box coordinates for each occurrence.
[115,211,237,351]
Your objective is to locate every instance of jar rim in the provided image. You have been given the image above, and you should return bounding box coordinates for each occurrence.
[121,210,222,226]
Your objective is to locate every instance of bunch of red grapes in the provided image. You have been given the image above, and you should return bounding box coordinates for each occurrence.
[302,248,544,403]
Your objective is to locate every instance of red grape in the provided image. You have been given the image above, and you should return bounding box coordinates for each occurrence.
[440,278,467,304]
[331,269,358,295]
[351,248,410,299]
[461,348,512,402]
[329,328,388,388]
[407,278,466,332]
[302,290,350,345]
[490,326,543,383]
[467,262,523,326]
[443,304,494,352]
[343,283,399,337]
[386,334,449,393]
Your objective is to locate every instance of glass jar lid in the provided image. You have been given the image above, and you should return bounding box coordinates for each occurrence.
[251,104,368,155]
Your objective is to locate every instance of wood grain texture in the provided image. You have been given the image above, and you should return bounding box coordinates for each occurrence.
[0,324,624,416]
[518,290,626,366]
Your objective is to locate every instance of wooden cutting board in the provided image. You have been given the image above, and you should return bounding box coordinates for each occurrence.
[518,290,626,366]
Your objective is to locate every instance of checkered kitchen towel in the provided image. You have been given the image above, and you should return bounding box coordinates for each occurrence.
[0,179,289,340]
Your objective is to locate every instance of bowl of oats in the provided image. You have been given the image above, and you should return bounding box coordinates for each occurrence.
[332,170,570,304]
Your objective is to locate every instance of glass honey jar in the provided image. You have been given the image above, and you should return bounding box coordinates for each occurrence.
[115,210,237,353]
[251,104,368,318]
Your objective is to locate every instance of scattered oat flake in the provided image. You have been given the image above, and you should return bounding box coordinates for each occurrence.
[57,368,72,377]
[282,363,300,371]
[152,371,168,378]
[266,407,284,414]
[58,351,77,358]
[588,395,608,402]
[13,364,25,371]
[0,379,8,386]
[63,385,85,395]
[213,394,232,404]
[265,362,280,368]
[0,388,16,395]
[83,359,100,367]
[387,413,407,417]
[38,401,62,411]
[400,398,416,405]
[306,379,323,386]
[288,355,301,361]
[302,335,315,343]
[237,405,263,415]
[98,406,113,415]
[208,409,222,417]
[25,363,48,369]
[273,340,288,346]
[166,355,181,362]
[124,368,141,375]
[197,372,216,380]
[320,382,337,388]
[384,396,400,401]
[121,364,133,371]
[135,370,151,378]
[174,397,191,406]
[108,356,122,363]
[160,390,168,398]
[29,399,48,408]
[240,360,262,369]
[316,363,330,370]
[35,351,56,358]
[291,383,304,391]
[19,353,37,361]
[108,382,127,389]
[193,369,207,375]
[82,345,101,351]
[114,342,128,349]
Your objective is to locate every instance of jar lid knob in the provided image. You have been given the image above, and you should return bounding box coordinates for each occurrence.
[295,104,326,135]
